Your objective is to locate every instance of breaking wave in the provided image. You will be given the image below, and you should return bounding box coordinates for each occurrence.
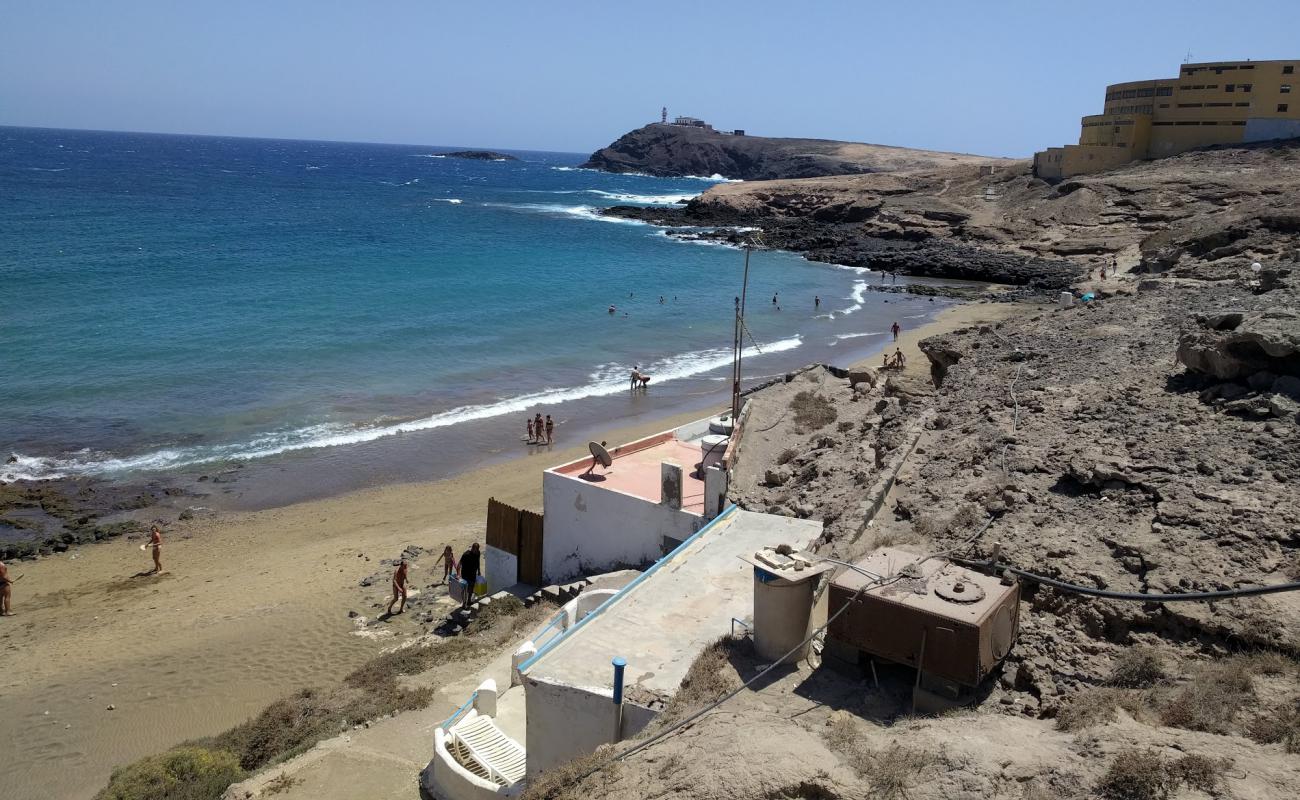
[432,198,463,204]
[484,202,654,225]
[1,337,803,481]
[586,189,697,205]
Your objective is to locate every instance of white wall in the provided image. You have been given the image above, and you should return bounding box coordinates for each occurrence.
[523,677,655,777]
[541,472,702,583]
[485,546,518,594]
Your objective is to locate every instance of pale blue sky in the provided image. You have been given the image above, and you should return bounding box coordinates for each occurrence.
[2,1,1297,157]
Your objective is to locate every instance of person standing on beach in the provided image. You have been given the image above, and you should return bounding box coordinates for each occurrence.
[458,543,481,610]
[526,417,535,441]
[387,559,409,615]
[147,525,163,574]
[891,321,901,341]
[0,559,13,616]
[814,296,820,310]
[545,415,555,444]
[533,413,544,442]
[435,545,456,585]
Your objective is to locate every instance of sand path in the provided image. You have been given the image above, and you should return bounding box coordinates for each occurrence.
[0,407,717,800]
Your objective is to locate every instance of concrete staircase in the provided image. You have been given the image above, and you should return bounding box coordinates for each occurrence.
[437,579,591,636]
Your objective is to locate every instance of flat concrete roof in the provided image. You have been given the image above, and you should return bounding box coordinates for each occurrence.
[525,507,822,698]
[549,425,718,515]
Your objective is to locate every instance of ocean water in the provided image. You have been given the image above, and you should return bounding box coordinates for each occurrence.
[1,126,952,492]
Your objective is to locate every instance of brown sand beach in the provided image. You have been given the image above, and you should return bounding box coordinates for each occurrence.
[0,404,735,800]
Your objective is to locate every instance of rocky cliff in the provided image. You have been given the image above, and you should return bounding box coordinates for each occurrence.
[606,139,1300,290]
[580,123,1003,180]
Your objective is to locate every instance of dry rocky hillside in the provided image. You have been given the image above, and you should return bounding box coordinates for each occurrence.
[608,139,1300,291]
[537,144,1300,799]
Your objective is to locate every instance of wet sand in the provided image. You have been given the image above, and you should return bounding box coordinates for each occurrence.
[0,406,720,800]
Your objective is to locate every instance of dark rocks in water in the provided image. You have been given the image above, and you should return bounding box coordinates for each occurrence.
[580,124,997,181]
[439,150,518,161]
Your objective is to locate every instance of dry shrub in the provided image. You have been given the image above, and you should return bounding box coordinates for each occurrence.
[791,390,837,432]
[657,637,742,725]
[820,718,938,799]
[912,514,943,538]
[1238,650,1295,677]
[1158,662,1254,733]
[777,447,799,465]
[1169,754,1230,793]
[1108,647,1167,688]
[949,503,983,532]
[263,772,301,796]
[1096,749,1177,800]
[1056,688,1122,732]
[1248,697,1300,753]
[96,747,244,800]
[518,747,617,800]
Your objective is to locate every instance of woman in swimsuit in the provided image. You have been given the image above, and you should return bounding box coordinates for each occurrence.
[147,525,163,574]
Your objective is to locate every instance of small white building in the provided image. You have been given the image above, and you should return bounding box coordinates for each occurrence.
[485,418,731,591]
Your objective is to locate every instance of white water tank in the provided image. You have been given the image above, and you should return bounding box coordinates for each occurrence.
[699,434,729,472]
[708,415,735,435]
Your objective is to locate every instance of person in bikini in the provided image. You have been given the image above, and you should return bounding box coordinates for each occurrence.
[0,559,14,616]
[545,414,555,444]
[147,525,163,574]
[387,559,409,615]
[435,545,456,585]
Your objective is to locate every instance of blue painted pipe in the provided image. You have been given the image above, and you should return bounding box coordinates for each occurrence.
[612,656,626,705]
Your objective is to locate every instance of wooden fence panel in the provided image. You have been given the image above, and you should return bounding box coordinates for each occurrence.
[518,509,545,586]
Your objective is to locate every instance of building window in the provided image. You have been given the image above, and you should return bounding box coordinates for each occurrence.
[1235,102,1250,107]
[1176,121,1199,126]
[1282,85,1293,94]
[1226,84,1235,92]
[1159,103,1170,108]
[1242,84,1253,92]
[1231,121,1246,126]
[1153,121,1174,126]
[1205,102,1232,107]
[1241,65,1255,70]
[1285,65,1294,75]
[1156,87,1172,96]
[1177,103,1204,108]
[1280,104,1291,113]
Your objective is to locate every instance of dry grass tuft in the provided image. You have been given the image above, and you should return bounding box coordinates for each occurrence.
[791,391,837,432]
[1109,647,1167,688]
[1056,688,1122,732]
[820,715,939,799]
[262,773,301,796]
[518,747,617,800]
[1169,753,1230,793]
[1096,749,1177,800]
[822,713,860,753]
[656,637,742,725]
[1158,661,1254,733]
[1248,697,1300,753]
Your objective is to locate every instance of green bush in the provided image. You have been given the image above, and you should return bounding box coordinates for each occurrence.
[96,746,243,800]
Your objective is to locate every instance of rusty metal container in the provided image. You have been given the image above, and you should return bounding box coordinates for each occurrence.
[827,548,1019,687]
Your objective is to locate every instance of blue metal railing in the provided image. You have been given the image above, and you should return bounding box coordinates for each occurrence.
[531,610,567,650]
[440,691,479,732]
[516,504,738,674]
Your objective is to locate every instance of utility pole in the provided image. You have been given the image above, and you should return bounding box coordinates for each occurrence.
[730,243,753,423]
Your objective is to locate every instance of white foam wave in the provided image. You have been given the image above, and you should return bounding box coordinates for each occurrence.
[834,331,887,341]
[681,173,742,182]
[27,166,70,172]
[650,230,741,249]
[2,337,803,481]
[586,189,697,205]
[484,202,654,226]
[412,154,447,158]
[433,198,463,204]
[834,280,868,316]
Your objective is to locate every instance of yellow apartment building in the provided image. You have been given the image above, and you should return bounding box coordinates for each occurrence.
[1034,59,1300,179]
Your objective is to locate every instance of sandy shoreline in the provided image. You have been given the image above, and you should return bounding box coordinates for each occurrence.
[0,300,1027,800]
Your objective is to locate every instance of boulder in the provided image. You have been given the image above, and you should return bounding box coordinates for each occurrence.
[1177,309,1300,380]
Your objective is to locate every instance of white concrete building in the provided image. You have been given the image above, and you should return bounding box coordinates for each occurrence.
[424,506,823,798]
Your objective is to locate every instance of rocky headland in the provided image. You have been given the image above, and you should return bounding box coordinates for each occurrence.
[581,123,1006,180]
[439,150,517,161]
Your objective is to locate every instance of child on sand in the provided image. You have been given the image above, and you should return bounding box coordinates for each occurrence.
[0,559,13,616]
[526,417,535,441]
[435,545,456,585]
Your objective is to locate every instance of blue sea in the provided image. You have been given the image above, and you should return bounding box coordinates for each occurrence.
[1,126,953,499]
